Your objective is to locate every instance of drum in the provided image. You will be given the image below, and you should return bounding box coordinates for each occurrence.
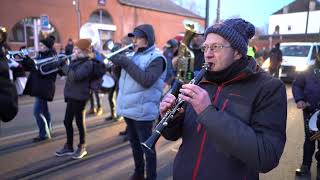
[308,110,320,141]
[308,110,320,132]
[100,74,115,93]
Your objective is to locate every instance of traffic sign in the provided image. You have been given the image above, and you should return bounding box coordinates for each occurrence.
[40,15,49,30]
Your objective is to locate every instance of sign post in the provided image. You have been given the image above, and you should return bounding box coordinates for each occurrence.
[33,19,39,51]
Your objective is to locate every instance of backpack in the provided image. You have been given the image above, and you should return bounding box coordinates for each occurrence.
[89,59,107,91]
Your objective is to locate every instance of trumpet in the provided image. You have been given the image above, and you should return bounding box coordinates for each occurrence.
[36,54,74,75]
[7,48,37,61]
[141,63,212,151]
[102,43,134,67]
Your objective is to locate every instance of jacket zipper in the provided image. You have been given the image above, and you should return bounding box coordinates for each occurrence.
[192,130,207,180]
[192,73,247,179]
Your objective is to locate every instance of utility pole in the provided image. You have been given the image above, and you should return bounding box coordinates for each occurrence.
[73,0,81,39]
[216,0,221,23]
[305,0,311,41]
[205,0,209,28]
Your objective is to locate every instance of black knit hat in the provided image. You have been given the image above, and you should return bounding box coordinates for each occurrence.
[165,39,179,48]
[40,35,56,49]
[205,18,255,57]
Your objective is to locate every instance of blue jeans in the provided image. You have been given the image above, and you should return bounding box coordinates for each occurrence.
[124,117,157,180]
[33,97,51,138]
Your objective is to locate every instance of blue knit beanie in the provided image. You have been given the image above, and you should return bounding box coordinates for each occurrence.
[204,18,255,57]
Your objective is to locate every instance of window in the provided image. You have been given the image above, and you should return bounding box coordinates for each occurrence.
[89,9,113,24]
[99,30,113,50]
[311,46,317,60]
[9,17,60,46]
[281,45,311,57]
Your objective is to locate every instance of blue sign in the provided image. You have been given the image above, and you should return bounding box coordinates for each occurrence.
[40,15,49,30]
[98,0,106,6]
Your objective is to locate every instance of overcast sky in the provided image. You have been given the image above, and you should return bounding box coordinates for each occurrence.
[172,0,296,29]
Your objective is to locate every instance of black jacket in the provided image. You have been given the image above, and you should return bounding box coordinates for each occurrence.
[23,49,58,101]
[292,65,320,112]
[191,48,205,71]
[0,59,18,122]
[63,56,93,101]
[162,58,287,180]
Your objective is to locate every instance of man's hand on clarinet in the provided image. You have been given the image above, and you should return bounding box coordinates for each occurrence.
[179,84,211,114]
[160,93,178,118]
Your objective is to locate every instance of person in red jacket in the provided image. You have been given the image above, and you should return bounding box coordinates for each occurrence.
[160,18,287,179]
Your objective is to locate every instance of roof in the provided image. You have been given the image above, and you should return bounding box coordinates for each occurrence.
[118,0,204,19]
[280,42,320,46]
[273,0,320,15]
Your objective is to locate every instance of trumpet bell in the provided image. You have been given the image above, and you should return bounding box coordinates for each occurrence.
[7,47,37,60]
[183,19,204,35]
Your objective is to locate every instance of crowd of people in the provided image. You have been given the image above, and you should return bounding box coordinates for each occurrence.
[1,16,320,179]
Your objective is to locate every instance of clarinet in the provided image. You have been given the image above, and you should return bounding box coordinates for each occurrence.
[141,63,212,151]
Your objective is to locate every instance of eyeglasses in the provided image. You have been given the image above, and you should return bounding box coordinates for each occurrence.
[201,44,231,52]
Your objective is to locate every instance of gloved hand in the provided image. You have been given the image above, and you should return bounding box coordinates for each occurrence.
[315,68,320,80]
[57,59,67,68]
[109,53,130,67]
[7,59,19,69]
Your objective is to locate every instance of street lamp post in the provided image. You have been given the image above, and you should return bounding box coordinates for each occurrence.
[305,0,311,37]
[216,0,221,23]
[73,0,81,39]
[205,0,209,28]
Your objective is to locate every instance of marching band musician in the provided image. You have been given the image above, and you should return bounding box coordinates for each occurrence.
[160,18,287,179]
[55,38,93,159]
[0,26,18,123]
[189,33,205,77]
[22,35,58,142]
[109,24,167,180]
[293,51,320,177]
[105,42,122,121]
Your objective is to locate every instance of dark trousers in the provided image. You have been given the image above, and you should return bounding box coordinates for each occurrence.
[108,83,118,117]
[302,109,320,168]
[269,67,280,78]
[64,99,87,147]
[89,90,101,109]
[124,117,157,180]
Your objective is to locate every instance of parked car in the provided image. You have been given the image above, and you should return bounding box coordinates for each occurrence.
[262,42,320,81]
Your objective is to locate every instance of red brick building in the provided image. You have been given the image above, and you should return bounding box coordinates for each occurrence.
[0,0,204,50]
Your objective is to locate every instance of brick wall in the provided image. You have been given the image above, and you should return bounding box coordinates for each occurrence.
[0,0,204,50]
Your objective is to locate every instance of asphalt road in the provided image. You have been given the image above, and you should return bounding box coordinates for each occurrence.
[0,83,318,180]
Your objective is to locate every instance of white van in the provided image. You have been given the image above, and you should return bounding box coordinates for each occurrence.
[262,42,320,81]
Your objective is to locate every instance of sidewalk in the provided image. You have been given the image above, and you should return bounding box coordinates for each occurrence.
[1,77,112,138]
[0,118,178,180]
[18,77,66,106]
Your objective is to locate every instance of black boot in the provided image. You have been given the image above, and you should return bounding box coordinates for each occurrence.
[296,165,310,176]
[119,129,127,136]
